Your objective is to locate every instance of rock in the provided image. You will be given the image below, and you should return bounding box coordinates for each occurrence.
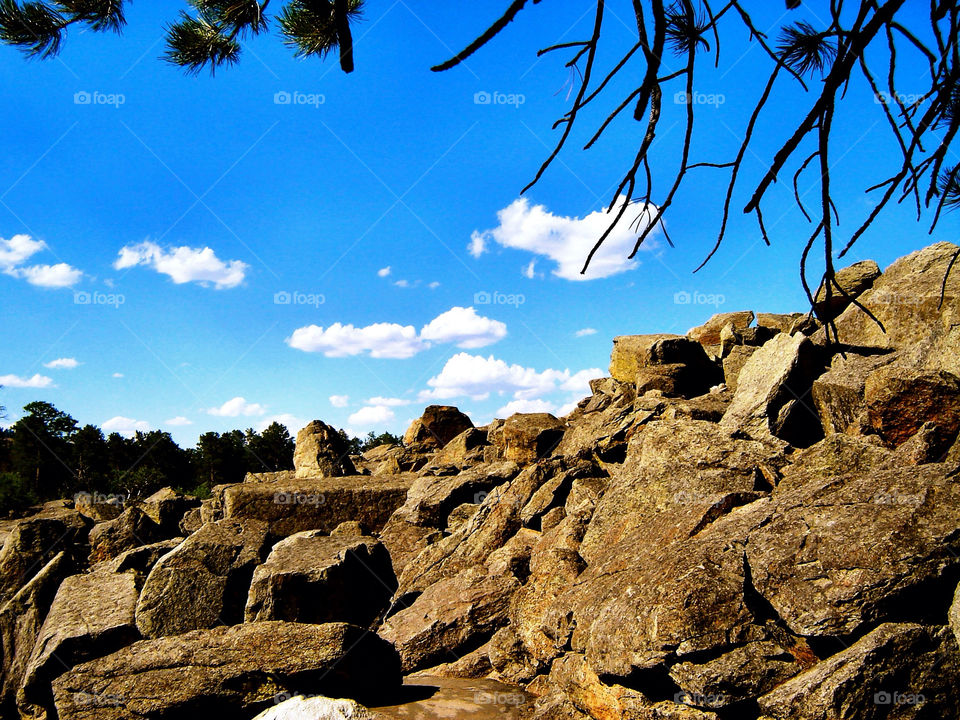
[72,492,124,523]
[51,622,401,720]
[688,311,755,346]
[139,487,198,535]
[813,259,881,321]
[179,507,203,535]
[756,313,806,334]
[216,472,415,537]
[610,334,722,396]
[721,345,757,392]
[397,461,520,528]
[88,507,165,563]
[403,406,474,449]
[90,538,184,587]
[494,414,565,465]
[446,503,480,532]
[719,333,825,446]
[377,518,443,578]
[135,518,271,638]
[757,623,960,720]
[245,530,395,627]
[811,352,897,435]
[252,695,378,720]
[294,420,357,479]
[0,511,89,605]
[0,552,71,709]
[17,570,139,716]
[411,640,494,679]
[425,427,488,471]
[951,584,960,648]
[864,364,960,449]
[379,565,519,673]
[485,528,539,581]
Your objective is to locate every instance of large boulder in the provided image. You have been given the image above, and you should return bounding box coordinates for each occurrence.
[863,364,960,449]
[294,420,357,479]
[252,695,378,720]
[719,333,825,446]
[610,334,722,397]
[88,506,165,564]
[811,352,897,435]
[215,472,415,536]
[135,518,271,638]
[813,259,881,321]
[138,487,198,536]
[0,511,89,605]
[17,570,140,716]
[403,406,473,449]
[51,622,401,720]
[493,413,565,465]
[245,530,395,627]
[758,623,960,720]
[687,311,755,347]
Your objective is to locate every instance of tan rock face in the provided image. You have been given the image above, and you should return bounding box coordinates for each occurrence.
[864,364,960,449]
[813,259,881,321]
[51,622,402,720]
[687,311,755,346]
[494,413,565,465]
[610,334,721,397]
[294,420,357,479]
[88,507,165,564]
[403,406,473,449]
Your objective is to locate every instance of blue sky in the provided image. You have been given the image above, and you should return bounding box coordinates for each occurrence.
[0,1,954,445]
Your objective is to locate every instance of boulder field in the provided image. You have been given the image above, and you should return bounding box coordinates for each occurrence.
[1,242,960,719]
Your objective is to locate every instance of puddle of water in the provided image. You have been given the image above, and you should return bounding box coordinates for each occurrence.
[370,676,532,720]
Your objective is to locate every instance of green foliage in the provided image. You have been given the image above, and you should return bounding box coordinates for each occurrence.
[11,401,78,499]
[776,21,837,77]
[277,0,361,59]
[163,11,241,75]
[0,0,125,59]
[245,421,294,472]
[664,1,709,57]
[360,431,402,451]
[0,471,37,515]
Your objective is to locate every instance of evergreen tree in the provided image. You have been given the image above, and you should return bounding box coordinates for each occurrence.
[10,401,78,499]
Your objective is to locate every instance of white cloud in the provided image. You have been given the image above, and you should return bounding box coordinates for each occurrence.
[43,357,79,369]
[348,405,396,427]
[471,197,656,281]
[112,372,124,379]
[468,231,486,258]
[0,234,83,287]
[329,394,350,408]
[419,307,507,349]
[257,413,308,435]
[523,260,537,279]
[394,279,410,288]
[207,396,266,417]
[0,373,54,388]
[429,281,441,289]
[365,396,411,407]
[102,416,151,436]
[422,353,602,402]
[378,266,391,277]
[115,241,248,289]
[496,397,558,416]
[165,416,192,426]
[575,327,598,337]
[288,322,426,359]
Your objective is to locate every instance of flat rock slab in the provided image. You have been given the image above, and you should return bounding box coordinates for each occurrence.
[218,474,416,536]
[371,676,531,720]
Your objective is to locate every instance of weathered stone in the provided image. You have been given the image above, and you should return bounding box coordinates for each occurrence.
[252,695,379,720]
[51,622,401,720]
[485,528,539,581]
[217,473,415,536]
[18,570,139,716]
[950,584,960,648]
[88,507,165,564]
[135,518,271,638]
[446,503,480,532]
[0,552,71,709]
[756,313,805,334]
[377,518,443,578]
[139,487,198,536]
[294,420,357,479]
[410,640,494,680]
[91,538,183,587]
[403,406,473,449]
[758,623,960,720]
[688,311,755,346]
[0,511,89,606]
[721,345,757,392]
[864,364,960,449]
[379,566,519,673]
[72,493,124,523]
[611,334,722,397]
[811,352,897,435]
[425,427,488,471]
[399,461,520,529]
[494,414,565,465]
[179,507,203,535]
[245,530,395,627]
[719,333,825,446]
[813,259,881,321]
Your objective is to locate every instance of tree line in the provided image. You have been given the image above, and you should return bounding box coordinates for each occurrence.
[0,400,401,516]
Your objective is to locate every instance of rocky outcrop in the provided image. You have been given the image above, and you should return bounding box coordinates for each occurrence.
[403,405,473,449]
[51,622,401,720]
[610,334,722,397]
[294,420,357,478]
[139,487,198,536]
[135,518,271,638]
[493,414,565,465]
[0,510,89,605]
[245,530,395,627]
[688,311,756,346]
[813,259,881,321]
[88,506,165,563]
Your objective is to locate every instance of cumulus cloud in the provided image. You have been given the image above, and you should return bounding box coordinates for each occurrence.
[0,234,83,287]
[428,281,441,289]
[0,373,54,388]
[394,279,410,288]
[378,266,391,277]
[422,353,602,402]
[257,414,308,435]
[348,405,396,427]
[115,241,248,289]
[419,307,507,349]
[495,397,559,416]
[112,373,124,378]
[287,307,507,359]
[165,416,192,426]
[365,396,411,407]
[575,327,597,337]
[329,394,350,408]
[43,358,79,369]
[102,416,151,436]
[207,396,266,417]
[470,197,656,280]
